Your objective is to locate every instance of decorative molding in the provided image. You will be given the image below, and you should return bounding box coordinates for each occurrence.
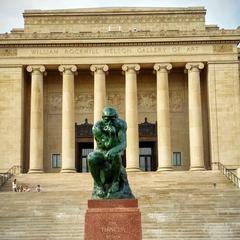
[75,93,94,113]
[154,63,172,73]
[26,65,46,74]
[185,62,204,71]
[213,44,233,52]
[107,92,124,112]
[90,64,109,72]
[0,48,17,56]
[138,118,157,137]
[58,65,77,74]
[138,92,156,113]
[0,40,238,49]
[75,119,93,138]
[122,64,140,72]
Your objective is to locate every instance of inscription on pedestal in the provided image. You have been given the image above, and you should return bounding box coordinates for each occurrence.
[101,222,127,239]
[84,199,142,240]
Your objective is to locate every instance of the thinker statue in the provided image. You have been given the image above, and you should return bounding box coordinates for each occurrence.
[87,107,135,199]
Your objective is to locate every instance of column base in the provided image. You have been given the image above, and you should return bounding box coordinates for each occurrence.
[211,162,219,171]
[157,167,173,172]
[190,166,205,171]
[126,168,141,172]
[28,169,44,174]
[61,168,76,173]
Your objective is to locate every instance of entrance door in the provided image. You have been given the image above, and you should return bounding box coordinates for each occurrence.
[77,143,93,172]
[139,142,157,171]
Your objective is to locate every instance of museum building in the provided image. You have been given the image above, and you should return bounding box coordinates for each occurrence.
[0,7,239,173]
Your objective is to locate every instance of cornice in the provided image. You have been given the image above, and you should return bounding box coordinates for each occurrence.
[23,7,206,17]
[0,29,239,46]
[1,29,240,39]
[0,40,238,48]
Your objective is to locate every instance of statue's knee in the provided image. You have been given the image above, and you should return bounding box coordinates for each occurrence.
[88,151,104,167]
[87,152,96,166]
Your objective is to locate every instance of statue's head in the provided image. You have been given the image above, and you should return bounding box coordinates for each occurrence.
[102,107,118,124]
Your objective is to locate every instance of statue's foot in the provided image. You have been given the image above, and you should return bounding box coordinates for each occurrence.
[108,181,119,194]
[93,185,106,198]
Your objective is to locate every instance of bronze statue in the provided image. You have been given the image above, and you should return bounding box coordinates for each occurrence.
[87,107,135,199]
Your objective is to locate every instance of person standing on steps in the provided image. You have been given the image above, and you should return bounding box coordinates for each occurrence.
[36,184,41,192]
[12,179,17,192]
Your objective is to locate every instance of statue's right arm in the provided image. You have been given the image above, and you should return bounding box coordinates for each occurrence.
[92,121,109,148]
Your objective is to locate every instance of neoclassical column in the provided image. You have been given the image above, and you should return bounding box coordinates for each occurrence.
[122,64,140,171]
[27,65,46,173]
[185,62,205,170]
[90,65,108,123]
[58,65,77,173]
[154,63,172,171]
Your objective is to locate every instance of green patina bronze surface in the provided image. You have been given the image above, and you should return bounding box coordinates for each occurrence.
[87,107,135,199]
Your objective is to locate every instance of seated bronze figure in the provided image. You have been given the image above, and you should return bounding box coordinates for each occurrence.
[87,107,135,199]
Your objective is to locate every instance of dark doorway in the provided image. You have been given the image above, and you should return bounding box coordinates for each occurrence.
[139,142,157,171]
[76,142,93,172]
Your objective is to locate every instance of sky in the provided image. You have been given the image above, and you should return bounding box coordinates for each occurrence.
[0,0,240,33]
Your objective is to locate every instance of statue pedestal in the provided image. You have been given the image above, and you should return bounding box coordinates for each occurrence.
[84,199,142,240]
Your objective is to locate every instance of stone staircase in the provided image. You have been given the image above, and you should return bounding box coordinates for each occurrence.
[0,171,240,240]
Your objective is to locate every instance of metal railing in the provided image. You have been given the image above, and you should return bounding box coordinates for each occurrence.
[0,165,21,188]
[218,162,240,188]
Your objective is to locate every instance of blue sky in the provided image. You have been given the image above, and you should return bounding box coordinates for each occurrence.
[0,0,239,33]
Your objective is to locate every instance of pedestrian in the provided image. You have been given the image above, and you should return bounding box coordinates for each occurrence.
[36,185,41,192]
[12,179,17,192]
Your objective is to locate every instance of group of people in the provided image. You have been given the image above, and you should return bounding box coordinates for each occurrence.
[12,179,41,192]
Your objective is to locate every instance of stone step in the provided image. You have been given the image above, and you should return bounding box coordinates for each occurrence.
[0,171,240,240]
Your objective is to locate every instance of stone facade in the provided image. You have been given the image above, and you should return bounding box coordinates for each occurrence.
[0,7,239,173]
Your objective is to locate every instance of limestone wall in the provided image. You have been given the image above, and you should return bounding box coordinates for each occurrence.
[0,66,24,170]
[207,62,240,167]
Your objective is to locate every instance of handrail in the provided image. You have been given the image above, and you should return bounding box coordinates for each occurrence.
[218,162,240,188]
[0,165,22,188]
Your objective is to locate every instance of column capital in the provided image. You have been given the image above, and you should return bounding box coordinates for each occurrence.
[90,64,109,72]
[122,64,140,72]
[185,62,204,72]
[26,65,46,75]
[58,65,77,74]
[154,63,172,73]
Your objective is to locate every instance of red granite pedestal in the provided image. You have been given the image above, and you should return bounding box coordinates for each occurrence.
[84,199,142,240]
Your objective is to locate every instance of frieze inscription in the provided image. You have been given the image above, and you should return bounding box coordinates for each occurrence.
[17,45,209,58]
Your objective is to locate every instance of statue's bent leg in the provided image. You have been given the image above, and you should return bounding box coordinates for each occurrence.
[108,155,121,193]
[87,151,105,187]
